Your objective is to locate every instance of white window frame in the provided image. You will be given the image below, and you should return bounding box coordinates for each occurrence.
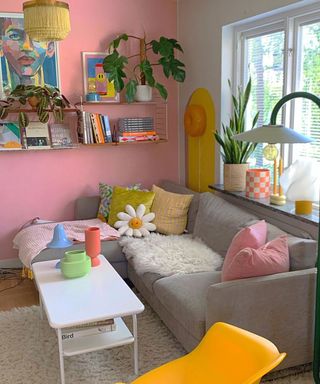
[232,3,320,168]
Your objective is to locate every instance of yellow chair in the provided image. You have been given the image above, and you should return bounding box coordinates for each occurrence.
[130,322,286,384]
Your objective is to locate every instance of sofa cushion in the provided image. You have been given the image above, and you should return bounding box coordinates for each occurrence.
[97,182,142,222]
[153,271,221,341]
[151,185,193,235]
[222,235,290,281]
[222,220,267,280]
[193,192,259,257]
[128,260,164,292]
[264,222,318,271]
[75,196,100,220]
[159,180,200,233]
[108,186,155,227]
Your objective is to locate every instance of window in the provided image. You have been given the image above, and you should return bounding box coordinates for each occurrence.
[234,5,320,170]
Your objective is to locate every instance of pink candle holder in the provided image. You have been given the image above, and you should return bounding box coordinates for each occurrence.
[85,227,101,267]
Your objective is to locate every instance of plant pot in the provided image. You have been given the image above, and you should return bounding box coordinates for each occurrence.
[134,85,152,102]
[224,163,249,192]
[28,96,40,108]
[85,227,101,267]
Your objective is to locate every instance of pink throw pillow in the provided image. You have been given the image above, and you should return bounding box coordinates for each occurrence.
[222,236,289,281]
[222,220,267,280]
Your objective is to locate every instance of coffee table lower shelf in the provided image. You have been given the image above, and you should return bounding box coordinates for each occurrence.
[58,317,134,357]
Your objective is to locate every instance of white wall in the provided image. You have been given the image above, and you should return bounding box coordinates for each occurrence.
[177,0,308,183]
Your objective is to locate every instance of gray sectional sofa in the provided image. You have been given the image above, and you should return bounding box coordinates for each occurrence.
[32,180,318,370]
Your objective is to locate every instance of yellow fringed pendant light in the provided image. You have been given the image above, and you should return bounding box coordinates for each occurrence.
[23,0,71,42]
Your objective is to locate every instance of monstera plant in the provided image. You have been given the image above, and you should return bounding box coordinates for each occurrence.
[0,84,70,129]
[103,33,186,103]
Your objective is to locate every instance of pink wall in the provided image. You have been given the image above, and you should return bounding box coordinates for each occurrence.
[0,0,179,262]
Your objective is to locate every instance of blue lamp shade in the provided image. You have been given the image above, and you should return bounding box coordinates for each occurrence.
[47,224,73,248]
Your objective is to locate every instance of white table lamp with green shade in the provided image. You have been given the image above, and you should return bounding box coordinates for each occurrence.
[233,91,320,383]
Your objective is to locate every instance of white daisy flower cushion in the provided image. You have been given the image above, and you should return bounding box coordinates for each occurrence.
[114,204,156,237]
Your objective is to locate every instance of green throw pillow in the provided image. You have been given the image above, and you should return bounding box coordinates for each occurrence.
[108,186,155,227]
[97,182,141,222]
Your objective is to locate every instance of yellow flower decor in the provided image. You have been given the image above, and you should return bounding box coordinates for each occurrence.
[114,204,156,237]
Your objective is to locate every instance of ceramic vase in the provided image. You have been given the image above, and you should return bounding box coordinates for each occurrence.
[85,227,101,267]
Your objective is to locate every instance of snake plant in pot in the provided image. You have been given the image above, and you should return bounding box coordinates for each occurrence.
[214,78,259,191]
[103,33,185,103]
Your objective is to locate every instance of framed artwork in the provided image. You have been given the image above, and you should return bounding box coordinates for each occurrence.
[81,52,120,103]
[0,12,60,97]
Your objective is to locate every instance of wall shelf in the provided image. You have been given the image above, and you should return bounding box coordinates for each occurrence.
[81,138,168,147]
[78,94,168,146]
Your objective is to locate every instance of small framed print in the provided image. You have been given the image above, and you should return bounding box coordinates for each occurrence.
[81,52,120,103]
[50,123,73,147]
[25,122,51,149]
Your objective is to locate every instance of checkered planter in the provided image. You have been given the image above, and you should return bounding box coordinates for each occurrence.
[245,169,270,199]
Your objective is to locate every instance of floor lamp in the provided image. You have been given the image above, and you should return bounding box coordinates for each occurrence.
[232,91,320,383]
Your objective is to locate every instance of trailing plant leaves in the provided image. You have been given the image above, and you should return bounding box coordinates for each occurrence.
[125,79,138,103]
[53,108,64,122]
[39,111,49,124]
[0,106,9,120]
[155,83,168,100]
[18,112,29,129]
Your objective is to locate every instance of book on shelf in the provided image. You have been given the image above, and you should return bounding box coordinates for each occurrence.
[101,115,112,143]
[89,113,100,143]
[118,134,160,143]
[122,130,156,137]
[62,319,116,340]
[80,112,114,144]
[0,122,22,150]
[85,112,94,144]
[118,117,154,133]
[94,113,105,143]
[25,122,51,149]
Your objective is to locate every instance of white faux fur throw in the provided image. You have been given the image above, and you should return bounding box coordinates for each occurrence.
[119,233,223,276]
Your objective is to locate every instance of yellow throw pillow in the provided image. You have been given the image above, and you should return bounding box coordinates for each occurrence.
[151,185,193,235]
[108,186,155,227]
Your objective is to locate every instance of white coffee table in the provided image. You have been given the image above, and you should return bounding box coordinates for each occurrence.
[32,255,144,384]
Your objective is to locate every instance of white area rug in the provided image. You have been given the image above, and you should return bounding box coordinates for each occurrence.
[120,233,223,276]
[0,300,313,383]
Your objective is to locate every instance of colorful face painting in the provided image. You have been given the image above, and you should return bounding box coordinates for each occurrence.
[0,13,59,95]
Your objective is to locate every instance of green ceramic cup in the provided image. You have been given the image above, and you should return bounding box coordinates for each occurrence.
[61,250,91,278]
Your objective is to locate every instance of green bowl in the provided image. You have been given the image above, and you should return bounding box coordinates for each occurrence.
[61,254,91,279]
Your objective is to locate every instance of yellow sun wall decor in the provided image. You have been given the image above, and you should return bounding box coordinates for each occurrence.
[185,88,215,192]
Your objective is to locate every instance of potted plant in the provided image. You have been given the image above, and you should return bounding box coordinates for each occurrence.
[103,34,185,103]
[0,84,70,129]
[214,78,259,191]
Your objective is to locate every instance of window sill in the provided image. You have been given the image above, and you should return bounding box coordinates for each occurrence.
[209,184,319,226]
